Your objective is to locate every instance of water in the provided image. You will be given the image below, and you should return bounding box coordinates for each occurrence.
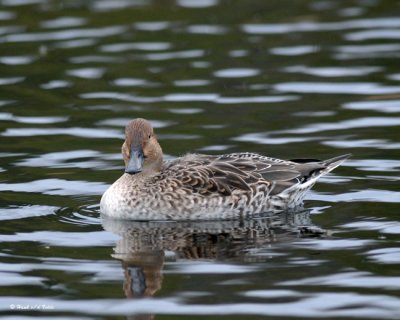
[0,0,399,319]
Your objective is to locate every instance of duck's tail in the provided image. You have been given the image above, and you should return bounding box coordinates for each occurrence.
[321,153,351,174]
[285,153,351,202]
[278,153,351,206]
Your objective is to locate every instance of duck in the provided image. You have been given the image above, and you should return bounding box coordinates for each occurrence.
[100,118,350,220]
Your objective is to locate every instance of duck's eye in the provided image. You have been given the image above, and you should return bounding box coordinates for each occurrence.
[148,134,151,139]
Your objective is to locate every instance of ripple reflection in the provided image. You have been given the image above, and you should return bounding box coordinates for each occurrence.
[102,210,325,299]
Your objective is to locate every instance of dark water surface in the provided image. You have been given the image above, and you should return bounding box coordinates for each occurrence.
[0,0,399,319]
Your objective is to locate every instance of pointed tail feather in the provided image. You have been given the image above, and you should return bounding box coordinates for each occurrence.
[321,153,351,174]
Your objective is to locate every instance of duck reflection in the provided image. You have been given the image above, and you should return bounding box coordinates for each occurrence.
[102,210,325,301]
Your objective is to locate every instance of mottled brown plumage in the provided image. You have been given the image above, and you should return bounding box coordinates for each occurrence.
[100,118,350,220]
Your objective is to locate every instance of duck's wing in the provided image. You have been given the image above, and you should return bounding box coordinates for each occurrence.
[160,155,254,196]
[218,153,350,195]
[160,153,349,197]
[214,153,305,195]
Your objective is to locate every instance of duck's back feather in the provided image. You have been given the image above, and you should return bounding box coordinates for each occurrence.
[157,152,350,198]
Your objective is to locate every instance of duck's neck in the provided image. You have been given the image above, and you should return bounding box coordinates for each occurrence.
[148,155,163,173]
[151,144,163,172]
[130,156,162,179]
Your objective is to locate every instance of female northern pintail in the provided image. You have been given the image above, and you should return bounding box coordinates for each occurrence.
[100,118,350,220]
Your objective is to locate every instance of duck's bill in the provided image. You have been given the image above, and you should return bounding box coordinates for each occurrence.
[125,147,144,174]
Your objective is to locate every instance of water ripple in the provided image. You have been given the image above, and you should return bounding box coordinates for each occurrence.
[284,117,400,134]
[1,0,44,5]
[0,205,57,221]
[0,230,118,247]
[173,79,211,87]
[343,99,400,113]
[270,45,318,56]
[243,290,301,298]
[198,145,232,152]
[66,67,105,79]
[164,93,217,102]
[0,11,15,20]
[134,21,170,31]
[0,272,43,286]
[2,127,123,138]
[242,18,400,34]
[186,25,227,34]
[1,257,121,282]
[0,178,107,196]
[81,91,297,104]
[334,44,400,59]
[274,82,400,95]
[292,238,374,250]
[214,68,259,78]
[168,108,203,114]
[338,7,365,17]
[100,41,172,52]
[177,0,219,8]
[341,220,400,234]
[166,261,257,274]
[58,205,102,226]
[0,25,25,36]
[40,80,71,89]
[280,271,400,290]
[233,132,317,145]
[310,189,400,203]
[345,159,400,172]
[112,77,158,87]
[345,29,400,41]
[53,38,98,49]
[388,73,400,81]
[324,138,400,150]
[98,118,174,128]
[367,248,400,264]
[0,55,35,65]
[17,150,120,170]
[283,65,382,77]
[70,55,123,63]
[0,76,24,85]
[3,25,128,42]
[229,49,248,57]
[81,92,160,103]
[40,17,87,29]
[91,0,149,11]
[0,113,68,124]
[140,49,204,61]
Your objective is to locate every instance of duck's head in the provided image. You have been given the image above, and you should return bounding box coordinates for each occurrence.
[122,118,163,175]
